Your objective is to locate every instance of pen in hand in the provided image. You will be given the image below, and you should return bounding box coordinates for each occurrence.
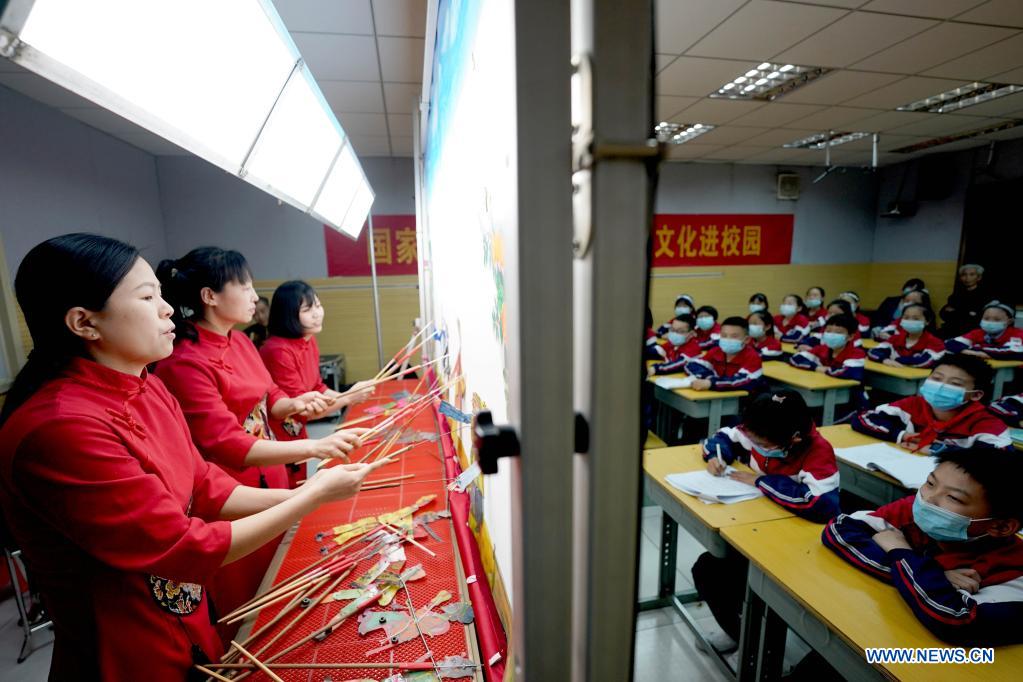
[716,443,726,477]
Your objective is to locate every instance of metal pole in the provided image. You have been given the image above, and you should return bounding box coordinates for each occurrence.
[367,213,386,370]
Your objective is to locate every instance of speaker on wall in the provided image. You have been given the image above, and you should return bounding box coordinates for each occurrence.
[777,173,800,200]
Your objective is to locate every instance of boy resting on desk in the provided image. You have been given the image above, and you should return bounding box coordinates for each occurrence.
[850,354,1011,452]
[822,447,1023,646]
[789,313,866,381]
[684,316,763,392]
[647,314,703,375]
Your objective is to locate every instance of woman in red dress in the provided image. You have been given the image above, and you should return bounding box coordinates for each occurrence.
[0,234,375,681]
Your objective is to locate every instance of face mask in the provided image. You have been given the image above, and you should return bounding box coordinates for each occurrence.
[893,303,904,318]
[980,320,1008,336]
[805,298,822,309]
[903,287,915,295]
[912,491,991,542]
[719,338,744,355]
[780,303,797,316]
[675,306,691,316]
[900,319,926,334]
[822,332,847,349]
[753,444,787,459]
[666,331,687,346]
[749,303,766,313]
[696,316,715,331]
[919,379,967,411]
[748,324,765,339]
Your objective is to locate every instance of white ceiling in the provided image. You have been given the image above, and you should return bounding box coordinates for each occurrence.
[656,0,1023,165]
[0,0,425,158]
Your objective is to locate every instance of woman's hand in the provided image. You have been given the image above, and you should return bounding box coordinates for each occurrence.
[306,463,374,503]
[305,428,369,461]
[343,380,377,405]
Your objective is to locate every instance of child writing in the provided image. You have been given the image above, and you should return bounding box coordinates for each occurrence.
[945,301,1023,361]
[748,310,783,360]
[775,293,811,343]
[789,313,866,381]
[867,303,945,368]
[685,316,763,392]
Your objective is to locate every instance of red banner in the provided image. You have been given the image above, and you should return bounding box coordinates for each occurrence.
[324,214,418,276]
[651,214,793,266]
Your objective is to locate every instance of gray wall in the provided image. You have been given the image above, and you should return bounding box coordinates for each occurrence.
[155,155,416,280]
[0,85,167,272]
[654,163,879,264]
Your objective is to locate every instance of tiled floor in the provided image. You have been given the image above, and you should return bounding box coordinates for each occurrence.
[0,591,53,681]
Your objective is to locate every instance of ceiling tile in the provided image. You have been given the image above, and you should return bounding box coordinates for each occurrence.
[979,124,1023,141]
[383,82,422,114]
[784,105,878,129]
[702,145,779,161]
[337,112,388,136]
[60,107,147,136]
[389,135,414,156]
[990,64,1023,83]
[775,12,938,67]
[348,135,392,156]
[729,102,828,126]
[656,95,701,120]
[955,0,1023,27]
[387,113,413,137]
[664,143,726,160]
[779,69,903,105]
[319,80,386,113]
[656,57,758,96]
[377,37,425,82]
[668,98,767,124]
[851,109,937,130]
[655,0,747,55]
[746,147,831,165]
[686,1,848,61]
[841,75,968,109]
[275,0,374,34]
[886,114,1009,137]
[861,0,988,18]
[655,54,677,73]
[739,127,822,146]
[852,22,1017,74]
[0,72,96,108]
[372,0,427,37]
[923,33,1023,80]
[683,125,771,145]
[293,33,379,81]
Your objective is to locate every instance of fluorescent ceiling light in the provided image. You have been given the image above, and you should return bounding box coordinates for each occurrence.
[783,131,871,149]
[711,63,831,101]
[654,121,715,144]
[891,119,1023,154]
[896,82,1023,114]
[0,0,373,238]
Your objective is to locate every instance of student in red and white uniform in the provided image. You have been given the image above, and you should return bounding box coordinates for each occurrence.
[789,313,865,381]
[685,316,764,392]
[774,293,811,343]
[851,354,1010,453]
[867,303,945,369]
[794,299,861,349]
[945,301,1023,361]
[804,285,828,331]
[155,248,366,635]
[838,291,871,336]
[748,310,783,360]
[693,305,722,350]
[655,294,695,337]
[648,314,703,375]
[872,289,932,341]
[990,392,1023,426]
[0,234,375,681]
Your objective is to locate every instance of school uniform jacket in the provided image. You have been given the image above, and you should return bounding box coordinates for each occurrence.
[822,496,1023,646]
[259,335,329,441]
[773,313,811,343]
[752,335,784,360]
[867,329,946,368]
[989,393,1023,425]
[855,312,871,336]
[694,323,721,350]
[945,327,1023,361]
[794,329,863,349]
[790,342,866,381]
[0,357,238,680]
[649,336,704,374]
[685,343,764,391]
[703,425,840,522]
[850,395,1011,452]
[806,308,828,331]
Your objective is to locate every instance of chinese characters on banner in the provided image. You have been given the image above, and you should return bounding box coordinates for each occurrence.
[324,214,418,276]
[651,214,793,266]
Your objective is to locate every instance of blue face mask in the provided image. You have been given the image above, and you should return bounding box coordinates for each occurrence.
[748,324,765,339]
[919,379,966,411]
[696,316,715,331]
[900,319,926,334]
[749,303,766,313]
[822,332,847,349]
[912,491,991,542]
[780,303,797,316]
[753,444,787,459]
[675,305,691,316]
[893,303,904,319]
[666,331,687,346]
[719,338,744,355]
[980,319,1008,336]
[805,298,822,309]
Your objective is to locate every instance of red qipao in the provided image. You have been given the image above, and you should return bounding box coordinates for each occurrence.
[0,357,238,680]
[155,324,290,635]
[259,334,328,442]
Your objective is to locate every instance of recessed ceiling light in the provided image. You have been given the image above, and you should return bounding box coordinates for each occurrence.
[711,62,831,101]
[897,82,1023,114]
[654,122,715,144]
[890,119,1023,153]
[783,131,871,149]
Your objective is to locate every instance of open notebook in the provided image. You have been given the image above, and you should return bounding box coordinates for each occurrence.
[665,467,763,505]
[835,443,936,489]
[652,376,694,390]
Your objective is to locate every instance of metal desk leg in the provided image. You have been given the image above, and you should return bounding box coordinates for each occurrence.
[709,399,724,433]
[755,607,786,682]
[822,390,836,426]
[658,512,679,601]
[992,368,1010,400]
[737,582,763,682]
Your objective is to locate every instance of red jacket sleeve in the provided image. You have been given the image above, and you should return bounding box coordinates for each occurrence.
[12,419,233,584]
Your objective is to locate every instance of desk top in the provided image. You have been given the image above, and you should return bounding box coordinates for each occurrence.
[643,446,794,531]
[723,517,1023,681]
[818,423,887,449]
[762,361,861,390]
[647,370,749,401]
[864,360,930,380]
[861,338,878,349]
[988,359,1022,370]
[781,342,797,355]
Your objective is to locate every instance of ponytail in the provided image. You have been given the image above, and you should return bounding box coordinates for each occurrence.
[156,247,253,344]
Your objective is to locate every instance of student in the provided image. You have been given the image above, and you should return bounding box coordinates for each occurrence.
[685,316,763,391]
[748,310,783,360]
[692,391,840,649]
[850,354,1010,452]
[867,303,945,368]
[656,294,695,336]
[244,295,270,348]
[795,299,858,349]
[693,305,721,350]
[0,234,375,679]
[774,293,811,343]
[838,291,871,336]
[155,248,365,633]
[873,277,926,329]
[990,393,1022,426]
[822,447,1023,645]
[789,314,865,381]
[873,289,932,340]
[748,292,769,315]
[805,285,827,330]
[945,301,1023,361]
[648,314,703,375]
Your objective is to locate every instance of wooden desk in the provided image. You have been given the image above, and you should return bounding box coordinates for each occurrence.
[647,370,748,435]
[781,342,797,356]
[987,359,1020,400]
[861,338,878,350]
[863,360,929,397]
[724,517,1023,682]
[819,424,918,506]
[645,431,667,449]
[762,361,859,425]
